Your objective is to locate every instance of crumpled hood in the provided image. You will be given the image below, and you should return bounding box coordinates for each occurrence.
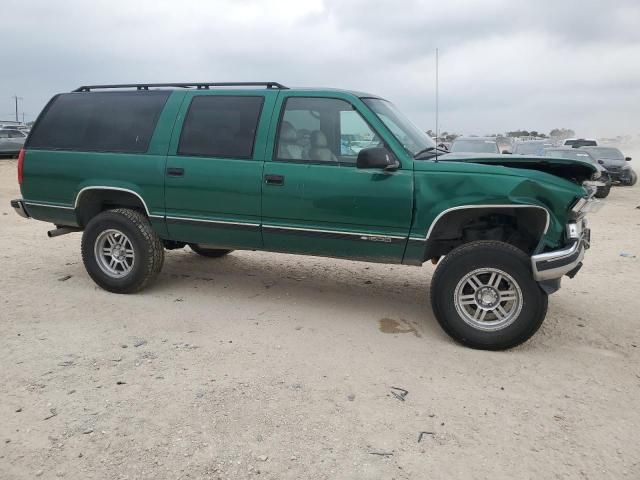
[437,153,598,184]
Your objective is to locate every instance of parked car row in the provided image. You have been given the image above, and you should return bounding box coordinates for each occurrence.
[514,140,636,195]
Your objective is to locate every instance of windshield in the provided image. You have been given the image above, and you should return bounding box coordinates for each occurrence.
[544,150,594,162]
[450,139,499,154]
[514,142,551,155]
[362,98,434,155]
[586,147,624,160]
[565,139,597,147]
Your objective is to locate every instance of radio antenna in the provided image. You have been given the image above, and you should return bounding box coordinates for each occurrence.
[435,48,439,161]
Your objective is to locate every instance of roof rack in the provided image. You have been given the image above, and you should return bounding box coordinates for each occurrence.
[72,82,288,92]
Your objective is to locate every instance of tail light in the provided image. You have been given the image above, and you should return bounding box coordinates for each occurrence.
[17,148,25,185]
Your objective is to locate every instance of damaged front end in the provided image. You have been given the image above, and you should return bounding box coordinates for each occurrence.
[439,153,599,185]
[530,189,601,294]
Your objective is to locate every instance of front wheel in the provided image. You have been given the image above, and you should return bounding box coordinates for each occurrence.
[595,181,611,198]
[430,241,548,350]
[81,208,164,293]
[622,169,637,187]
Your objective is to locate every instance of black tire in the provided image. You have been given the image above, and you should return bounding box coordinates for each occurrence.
[189,244,233,258]
[81,208,164,293]
[430,241,548,350]
[595,182,611,198]
[622,169,637,187]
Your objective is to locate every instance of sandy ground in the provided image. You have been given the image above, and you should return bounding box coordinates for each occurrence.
[0,158,639,480]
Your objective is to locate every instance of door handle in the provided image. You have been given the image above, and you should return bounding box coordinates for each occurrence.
[264,174,284,186]
[166,167,184,177]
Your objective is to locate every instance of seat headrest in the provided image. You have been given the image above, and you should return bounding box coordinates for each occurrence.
[280,122,297,142]
[311,130,328,148]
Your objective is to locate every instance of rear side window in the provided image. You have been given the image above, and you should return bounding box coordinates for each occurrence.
[27,91,170,153]
[177,96,264,159]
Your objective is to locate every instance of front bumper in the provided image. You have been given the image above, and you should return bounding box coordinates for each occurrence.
[605,167,632,182]
[11,199,30,219]
[531,233,589,281]
[531,195,596,282]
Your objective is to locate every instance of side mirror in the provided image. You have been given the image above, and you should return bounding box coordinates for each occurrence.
[625,157,632,161]
[501,150,512,154]
[357,147,399,171]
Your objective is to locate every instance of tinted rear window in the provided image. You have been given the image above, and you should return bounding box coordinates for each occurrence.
[27,91,170,153]
[177,96,264,159]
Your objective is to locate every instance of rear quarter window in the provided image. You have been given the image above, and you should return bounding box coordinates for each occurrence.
[177,95,264,159]
[27,91,170,153]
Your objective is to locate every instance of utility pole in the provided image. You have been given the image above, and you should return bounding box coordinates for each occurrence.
[12,95,23,123]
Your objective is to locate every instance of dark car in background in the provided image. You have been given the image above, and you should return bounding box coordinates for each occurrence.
[450,137,502,154]
[581,146,636,186]
[563,138,598,148]
[544,147,611,198]
[513,140,554,156]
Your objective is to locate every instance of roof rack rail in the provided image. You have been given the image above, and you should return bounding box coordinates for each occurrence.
[72,82,288,92]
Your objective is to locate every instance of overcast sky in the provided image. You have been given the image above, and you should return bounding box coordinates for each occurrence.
[2,0,639,137]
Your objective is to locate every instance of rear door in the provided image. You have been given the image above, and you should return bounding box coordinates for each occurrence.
[165,90,278,249]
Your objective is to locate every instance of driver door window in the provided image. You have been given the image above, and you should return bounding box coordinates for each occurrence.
[275,97,378,165]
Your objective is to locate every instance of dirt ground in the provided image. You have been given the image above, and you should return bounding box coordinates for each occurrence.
[0,158,639,480]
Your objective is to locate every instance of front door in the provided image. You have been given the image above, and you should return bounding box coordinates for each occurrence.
[261,94,413,262]
[165,90,278,249]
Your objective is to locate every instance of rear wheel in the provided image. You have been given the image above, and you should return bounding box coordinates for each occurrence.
[430,241,548,350]
[189,244,233,258]
[81,208,164,293]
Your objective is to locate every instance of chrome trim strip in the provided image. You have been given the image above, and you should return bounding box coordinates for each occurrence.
[165,215,260,227]
[413,204,551,241]
[74,186,153,216]
[23,201,75,210]
[164,216,407,240]
[262,224,406,240]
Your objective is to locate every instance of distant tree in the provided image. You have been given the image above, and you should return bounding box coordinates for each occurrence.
[426,129,435,137]
[549,128,575,139]
[507,130,530,137]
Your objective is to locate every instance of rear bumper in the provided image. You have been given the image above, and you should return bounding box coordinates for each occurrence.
[10,199,30,219]
[531,230,589,281]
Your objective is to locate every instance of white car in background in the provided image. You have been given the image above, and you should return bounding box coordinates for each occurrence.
[0,129,27,157]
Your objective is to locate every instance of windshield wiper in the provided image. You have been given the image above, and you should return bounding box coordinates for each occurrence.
[413,147,436,158]
[413,146,448,160]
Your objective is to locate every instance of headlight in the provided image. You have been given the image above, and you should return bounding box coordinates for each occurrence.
[566,222,582,239]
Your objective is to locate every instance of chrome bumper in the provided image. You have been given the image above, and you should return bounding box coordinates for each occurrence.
[10,199,30,219]
[532,239,585,281]
[531,217,591,282]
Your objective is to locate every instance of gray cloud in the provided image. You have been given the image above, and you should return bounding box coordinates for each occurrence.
[1,0,639,137]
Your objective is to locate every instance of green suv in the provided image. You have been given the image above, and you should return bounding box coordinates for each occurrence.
[11,82,599,350]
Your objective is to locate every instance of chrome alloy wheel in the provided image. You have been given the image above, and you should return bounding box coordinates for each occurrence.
[94,229,135,278]
[454,268,523,331]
